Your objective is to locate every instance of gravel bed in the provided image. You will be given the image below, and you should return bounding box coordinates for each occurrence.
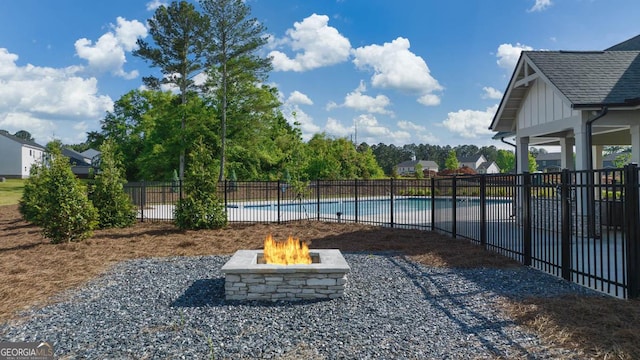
[0,253,600,359]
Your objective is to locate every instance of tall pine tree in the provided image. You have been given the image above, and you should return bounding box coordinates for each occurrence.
[200,0,272,181]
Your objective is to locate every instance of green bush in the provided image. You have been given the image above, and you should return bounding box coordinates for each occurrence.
[89,140,136,229]
[19,163,50,225]
[40,143,98,243]
[174,139,227,230]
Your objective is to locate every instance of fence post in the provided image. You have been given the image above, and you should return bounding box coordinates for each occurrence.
[561,169,572,281]
[224,180,228,216]
[522,172,532,266]
[450,175,456,238]
[390,178,395,228]
[354,179,359,223]
[624,163,640,298]
[277,180,281,224]
[480,175,487,248]
[316,180,321,221]
[431,177,435,231]
[140,180,145,223]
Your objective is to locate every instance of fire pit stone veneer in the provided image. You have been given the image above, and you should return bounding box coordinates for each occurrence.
[221,249,350,301]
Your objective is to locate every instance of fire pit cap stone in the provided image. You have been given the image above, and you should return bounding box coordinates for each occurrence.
[221,249,350,274]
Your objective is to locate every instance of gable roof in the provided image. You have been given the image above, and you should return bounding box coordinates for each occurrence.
[457,154,484,163]
[606,34,640,51]
[525,50,640,107]
[535,152,561,161]
[81,148,100,160]
[62,148,91,166]
[0,131,46,150]
[396,160,438,168]
[490,34,640,132]
[477,161,498,170]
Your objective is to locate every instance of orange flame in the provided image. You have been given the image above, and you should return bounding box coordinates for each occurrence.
[263,234,312,265]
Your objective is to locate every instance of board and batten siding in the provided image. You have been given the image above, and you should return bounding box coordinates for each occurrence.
[517,79,578,130]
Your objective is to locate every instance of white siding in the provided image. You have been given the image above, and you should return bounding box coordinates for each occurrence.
[518,80,578,130]
[21,146,44,178]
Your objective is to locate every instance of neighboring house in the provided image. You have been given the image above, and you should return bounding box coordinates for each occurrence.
[490,34,640,173]
[535,152,562,172]
[395,160,439,175]
[603,152,631,168]
[458,154,485,170]
[0,132,46,178]
[81,148,101,167]
[476,161,501,174]
[457,154,501,174]
[62,148,96,178]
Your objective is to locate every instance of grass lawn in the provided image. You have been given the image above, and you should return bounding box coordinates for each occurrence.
[0,179,24,206]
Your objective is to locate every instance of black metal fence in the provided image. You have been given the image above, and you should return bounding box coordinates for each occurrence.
[123,165,640,299]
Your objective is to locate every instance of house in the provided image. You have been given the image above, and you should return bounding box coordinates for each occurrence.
[535,152,562,172]
[490,34,640,173]
[457,154,501,174]
[395,160,439,176]
[62,148,98,178]
[0,132,46,178]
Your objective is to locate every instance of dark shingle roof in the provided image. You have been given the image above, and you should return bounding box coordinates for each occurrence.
[606,35,640,51]
[457,154,484,163]
[525,50,640,107]
[396,160,438,168]
[0,132,46,150]
[535,152,561,161]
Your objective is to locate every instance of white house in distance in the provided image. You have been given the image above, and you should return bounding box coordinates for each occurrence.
[395,160,439,176]
[457,154,501,174]
[0,132,46,178]
[490,34,640,173]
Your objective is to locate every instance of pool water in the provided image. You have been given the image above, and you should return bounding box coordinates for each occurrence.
[250,197,506,216]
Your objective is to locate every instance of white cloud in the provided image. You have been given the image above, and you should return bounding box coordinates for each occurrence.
[352,114,411,144]
[287,91,313,105]
[75,17,147,79]
[397,120,425,132]
[441,105,498,139]
[269,14,351,72]
[325,117,352,138]
[146,0,168,11]
[496,43,533,70]
[417,94,441,106]
[352,37,442,106]
[482,86,503,100]
[528,0,552,12]
[0,48,113,144]
[331,81,393,115]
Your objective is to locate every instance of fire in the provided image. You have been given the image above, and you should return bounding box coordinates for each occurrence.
[263,234,312,265]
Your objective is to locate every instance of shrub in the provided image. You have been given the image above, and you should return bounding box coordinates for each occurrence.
[40,143,98,243]
[19,162,50,225]
[174,139,227,230]
[89,140,136,229]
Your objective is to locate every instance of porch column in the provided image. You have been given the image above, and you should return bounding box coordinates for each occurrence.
[573,120,590,224]
[516,136,530,173]
[574,120,590,171]
[594,145,604,169]
[559,137,575,170]
[631,124,640,165]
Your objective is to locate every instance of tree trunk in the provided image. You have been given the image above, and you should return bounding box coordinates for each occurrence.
[218,61,227,182]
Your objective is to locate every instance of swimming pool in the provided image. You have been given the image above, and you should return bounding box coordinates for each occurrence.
[244,197,510,217]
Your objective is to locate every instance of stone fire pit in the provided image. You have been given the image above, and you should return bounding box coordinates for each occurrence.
[221,249,350,301]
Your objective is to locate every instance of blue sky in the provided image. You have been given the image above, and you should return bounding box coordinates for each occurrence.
[0,0,638,148]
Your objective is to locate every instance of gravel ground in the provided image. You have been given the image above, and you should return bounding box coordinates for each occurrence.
[1,253,599,359]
